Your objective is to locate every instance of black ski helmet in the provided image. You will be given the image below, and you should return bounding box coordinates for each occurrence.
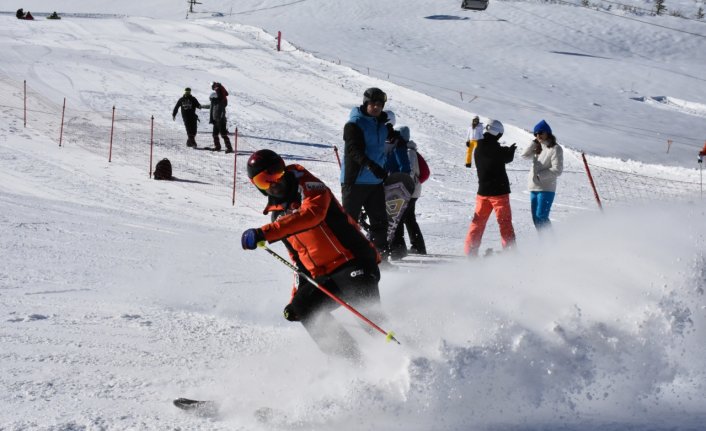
[363,87,387,106]
[247,149,285,180]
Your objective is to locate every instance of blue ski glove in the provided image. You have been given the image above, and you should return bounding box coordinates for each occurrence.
[241,228,265,250]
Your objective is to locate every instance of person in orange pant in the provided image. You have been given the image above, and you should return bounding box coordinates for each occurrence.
[464,119,517,256]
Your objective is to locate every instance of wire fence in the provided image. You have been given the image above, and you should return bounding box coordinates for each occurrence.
[3,77,344,214]
[4,77,703,216]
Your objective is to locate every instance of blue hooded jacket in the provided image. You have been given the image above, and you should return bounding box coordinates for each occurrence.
[340,106,388,185]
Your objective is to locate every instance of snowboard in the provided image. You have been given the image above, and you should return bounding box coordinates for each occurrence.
[383,172,415,245]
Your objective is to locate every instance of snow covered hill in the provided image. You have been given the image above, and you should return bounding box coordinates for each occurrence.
[1,2,705,430]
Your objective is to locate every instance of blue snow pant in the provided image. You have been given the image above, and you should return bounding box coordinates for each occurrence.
[530,191,555,229]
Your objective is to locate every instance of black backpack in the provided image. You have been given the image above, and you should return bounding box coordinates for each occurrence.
[154,158,172,180]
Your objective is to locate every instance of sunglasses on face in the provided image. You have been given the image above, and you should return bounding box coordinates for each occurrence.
[251,167,285,191]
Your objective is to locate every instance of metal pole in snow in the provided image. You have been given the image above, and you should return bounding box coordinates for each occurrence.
[108,106,115,162]
[149,116,154,178]
[59,98,66,147]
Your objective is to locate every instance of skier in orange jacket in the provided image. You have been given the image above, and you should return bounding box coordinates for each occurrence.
[241,149,383,361]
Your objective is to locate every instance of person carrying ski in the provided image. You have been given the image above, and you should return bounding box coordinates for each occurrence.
[464,119,517,256]
[172,87,202,148]
[241,149,383,361]
[465,115,484,168]
[394,126,427,255]
[520,119,564,230]
[341,87,390,258]
[208,82,233,153]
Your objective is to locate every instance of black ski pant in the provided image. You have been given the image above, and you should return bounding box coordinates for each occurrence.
[392,198,426,253]
[341,183,388,253]
[286,261,383,361]
[211,120,232,150]
[211,119,229,139]
[182,115,198,137]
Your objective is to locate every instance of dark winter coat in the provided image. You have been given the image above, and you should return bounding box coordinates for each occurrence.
[474,133,516,196]
[209,95,226,126]
[340,106,388,185]
[172,95,201,121]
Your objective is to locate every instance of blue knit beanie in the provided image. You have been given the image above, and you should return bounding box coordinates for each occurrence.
[533,119,552,135]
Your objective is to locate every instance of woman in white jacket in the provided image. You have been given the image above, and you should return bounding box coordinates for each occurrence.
[521,120,563,229]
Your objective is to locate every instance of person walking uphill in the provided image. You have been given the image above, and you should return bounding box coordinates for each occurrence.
[341,87,391,256]
[464,119,517,256]
[208,82,233,153]
[172,87,202,148]
[520,119,564,230]
[241,149,383,361]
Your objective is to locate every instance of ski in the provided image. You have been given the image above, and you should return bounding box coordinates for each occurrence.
[173,398,218,417]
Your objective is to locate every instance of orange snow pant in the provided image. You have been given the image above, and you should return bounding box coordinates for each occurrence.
[464,194,516,256]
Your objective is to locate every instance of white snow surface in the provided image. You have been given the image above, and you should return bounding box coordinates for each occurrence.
[1,1,706,430]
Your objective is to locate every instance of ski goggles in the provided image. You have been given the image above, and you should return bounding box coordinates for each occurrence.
[250,167,285,191]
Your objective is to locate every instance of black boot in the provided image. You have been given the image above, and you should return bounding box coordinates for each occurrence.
[212,135,221,151]
[223,135,233,154]
[187,135,197,148]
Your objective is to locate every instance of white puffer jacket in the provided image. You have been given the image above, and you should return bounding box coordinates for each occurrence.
[521,140,564,192]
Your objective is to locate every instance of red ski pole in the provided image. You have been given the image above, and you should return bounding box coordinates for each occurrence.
[259,243,399,344]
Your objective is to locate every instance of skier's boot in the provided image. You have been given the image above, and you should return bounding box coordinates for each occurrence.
[212,135,222,151]
[187,135,197,148]
[223,135,234,154]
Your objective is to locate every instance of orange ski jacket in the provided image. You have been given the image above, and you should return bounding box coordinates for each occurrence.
[260,164,380,278]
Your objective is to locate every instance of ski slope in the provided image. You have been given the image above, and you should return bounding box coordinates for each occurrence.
[1,2,706,430]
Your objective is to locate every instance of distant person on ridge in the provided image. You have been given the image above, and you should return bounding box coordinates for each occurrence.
[464,119,517,256]
[172,87,202,148]
[16,8,24,19]
[208,82,233,153]
[465,115,484,168]
[520,119,564,230]
[241,149,383,361]
[47,11,61,20]
[341,87,390,258]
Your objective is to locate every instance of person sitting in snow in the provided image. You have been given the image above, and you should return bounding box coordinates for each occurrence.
[241,149,384,362]
[16,8,24,19]
[47,11,61,20]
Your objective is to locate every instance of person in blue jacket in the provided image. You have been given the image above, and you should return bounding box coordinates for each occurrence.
[341,87,390,256]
